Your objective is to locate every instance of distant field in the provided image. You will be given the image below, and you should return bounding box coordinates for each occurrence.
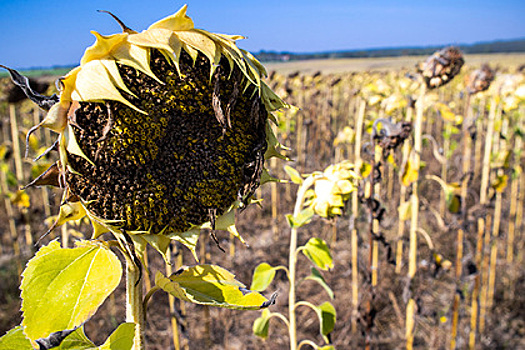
[1,53,524,80]
[263,53,525,74]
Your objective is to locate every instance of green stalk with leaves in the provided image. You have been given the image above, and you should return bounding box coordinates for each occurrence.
[251,162,358,350]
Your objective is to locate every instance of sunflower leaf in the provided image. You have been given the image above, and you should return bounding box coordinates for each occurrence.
[304,267,334,300]
[155,265,273,310]
[21,240,122,343]
[300,238,333,271]
[317,302,337,342]
[0,326,32,350]
[284,165,303,184]
[250,263,277,292]
[252,309,271,339]
[98,323,135,350]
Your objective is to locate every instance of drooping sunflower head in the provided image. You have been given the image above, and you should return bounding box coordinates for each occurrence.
[466,64,495,95]
[19,5,287,258]
[417,46,465,89]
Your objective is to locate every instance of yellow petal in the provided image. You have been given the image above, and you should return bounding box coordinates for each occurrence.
[62,124,95,166]
[112,41,162,83]
[148,5,194,31]
[72,60,145,114]
[81,32,129,66]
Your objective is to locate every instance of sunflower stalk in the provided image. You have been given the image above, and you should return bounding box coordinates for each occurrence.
[450,91,474,350]
[396,101,414,274]
[288,175,316,350]
[475,96,498,336]
[351,98,366,334]
[406,83,426,350]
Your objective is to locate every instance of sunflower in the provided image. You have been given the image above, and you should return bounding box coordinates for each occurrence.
[15,5,287,258]
[417,46,464,89]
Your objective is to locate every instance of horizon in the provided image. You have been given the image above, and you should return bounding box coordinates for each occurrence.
[0,1,524,70]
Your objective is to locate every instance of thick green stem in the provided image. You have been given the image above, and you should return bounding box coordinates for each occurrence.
[126,257,145,350]
[289,176,316,350]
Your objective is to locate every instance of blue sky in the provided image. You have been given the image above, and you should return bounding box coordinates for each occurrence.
[0,0,523,69]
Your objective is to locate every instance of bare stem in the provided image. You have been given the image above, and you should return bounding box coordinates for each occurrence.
[125,255,145,350]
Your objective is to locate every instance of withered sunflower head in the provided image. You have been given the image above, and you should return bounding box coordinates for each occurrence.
[417,46,465,89]
[466,64,495,95]
[16,5,288,259]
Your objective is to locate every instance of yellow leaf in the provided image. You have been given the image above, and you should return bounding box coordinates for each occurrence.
[402,159,419,187]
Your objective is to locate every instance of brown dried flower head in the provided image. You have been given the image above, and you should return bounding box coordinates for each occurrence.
[466,64,495,95]
[417,46,465,89]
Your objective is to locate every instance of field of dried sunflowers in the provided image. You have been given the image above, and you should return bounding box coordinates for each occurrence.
[0,8,524,350]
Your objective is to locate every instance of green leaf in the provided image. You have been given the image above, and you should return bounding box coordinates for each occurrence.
[318,346,336,350]
[0,326,32,350]
[50,327,95,349]
[285,207,314,228]
[250,263,277,292]
[99,323,135,350]
[21,240,122,343]
[318,302,336,342]
[252,309,271,339]
[284,165,303,184]
[301,238,334,271]
[155,264,273,310]
[304,267,334,300]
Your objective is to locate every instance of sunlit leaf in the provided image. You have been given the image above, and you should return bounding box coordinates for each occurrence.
[284,165,303,185]
[301,238,333,271]
[402,159,418,187]
[285,207,314,228]
[21,240,122,343]
[250,263,277,292]
[155,264,273,310]
[99,323,135,350]
[0,326,32,350]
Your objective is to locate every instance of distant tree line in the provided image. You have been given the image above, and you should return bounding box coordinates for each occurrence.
[255,38,525,62]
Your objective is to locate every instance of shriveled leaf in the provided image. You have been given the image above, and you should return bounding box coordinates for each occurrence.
[250,263,277,292]
[99,323,135,350]
[0,326,32,350]
[252,309,271,339]
[304,267,334,300]
[398,201,412,221]
[318,302,336,342]
[155,264,273,310]
[284,165,303,184]
[21,240,122,343]
[446,193,461,213]
[301,238,333,271]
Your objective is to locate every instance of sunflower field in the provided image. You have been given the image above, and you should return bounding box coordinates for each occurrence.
[0,6,524,350]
